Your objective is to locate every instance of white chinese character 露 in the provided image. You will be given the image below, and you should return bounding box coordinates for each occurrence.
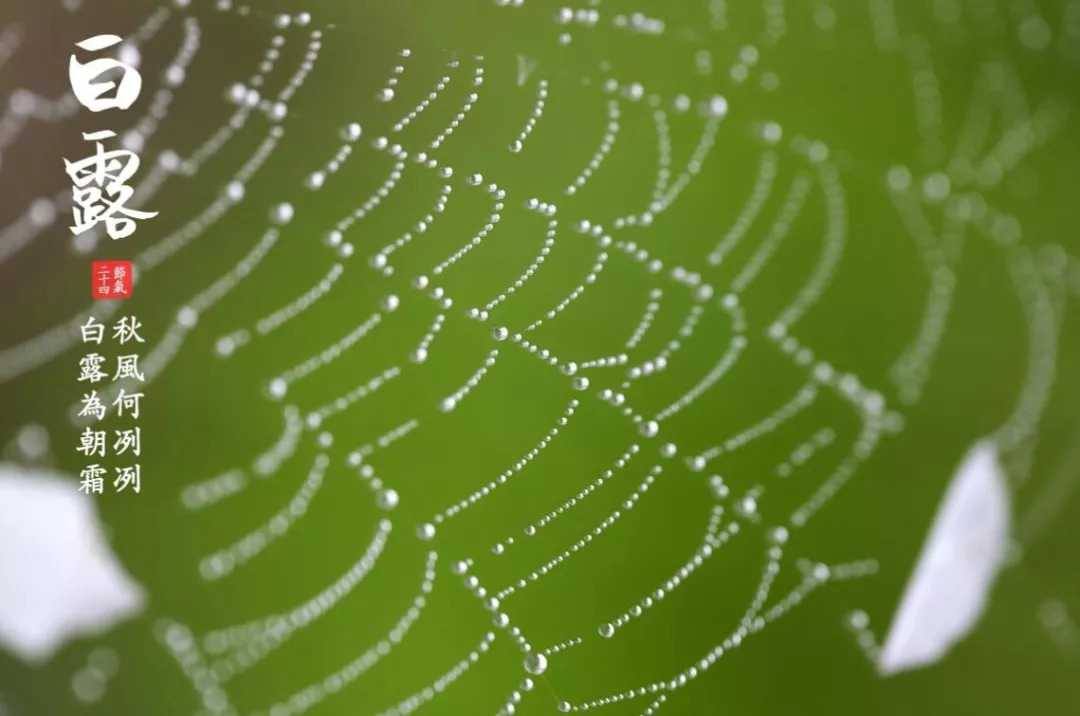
[78,353,107,383]
[65,130,158,239]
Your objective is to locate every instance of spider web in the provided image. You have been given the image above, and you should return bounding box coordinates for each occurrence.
[0,0,1078,714]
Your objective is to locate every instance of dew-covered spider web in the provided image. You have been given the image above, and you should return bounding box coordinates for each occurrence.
[1,0,1079,714]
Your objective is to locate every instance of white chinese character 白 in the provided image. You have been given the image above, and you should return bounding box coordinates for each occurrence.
[80,317,105,344]
[69,35,142,112]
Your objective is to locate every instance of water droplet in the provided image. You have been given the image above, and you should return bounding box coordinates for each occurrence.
[523,652,547,675]
[268,378,288,400]
[377,489,399,510]
[708,95,728,117]
[225,181,245,202]
[15,424,49,460]
[341,123,363,141]
[737,496,757,517]
[271,202,294,225]
[1018,16,1052,51]
[176,306,198,328]
[708,475,728,499]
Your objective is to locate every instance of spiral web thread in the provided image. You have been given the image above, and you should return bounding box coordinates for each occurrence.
[0,0,1075,714]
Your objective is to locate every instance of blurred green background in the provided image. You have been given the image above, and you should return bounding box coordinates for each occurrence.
[0,0,1078,714]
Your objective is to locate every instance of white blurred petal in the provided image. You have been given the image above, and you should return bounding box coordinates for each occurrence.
[0,463,145,664]
[877,439,1011,676]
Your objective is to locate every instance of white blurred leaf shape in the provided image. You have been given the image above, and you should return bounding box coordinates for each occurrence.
[878,439,1011,676]
[0,463,145,664]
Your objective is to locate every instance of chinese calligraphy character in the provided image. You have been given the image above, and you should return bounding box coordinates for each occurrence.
[112,389,144,419]
[113,354,145,382]
[78,391,107,421]
[96,264,112,296]
[113,427,141,457]
[113,465,141,493]
[79,464,107,495]
[113,316,144,345]
[91,260,134,300]
[78,353,107,383]
[65,130,158,239]
[77,428,106,458]
[81,316,105,344]
[102,264,129,297]
[113,276,128,296]
[68,35,142,112]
